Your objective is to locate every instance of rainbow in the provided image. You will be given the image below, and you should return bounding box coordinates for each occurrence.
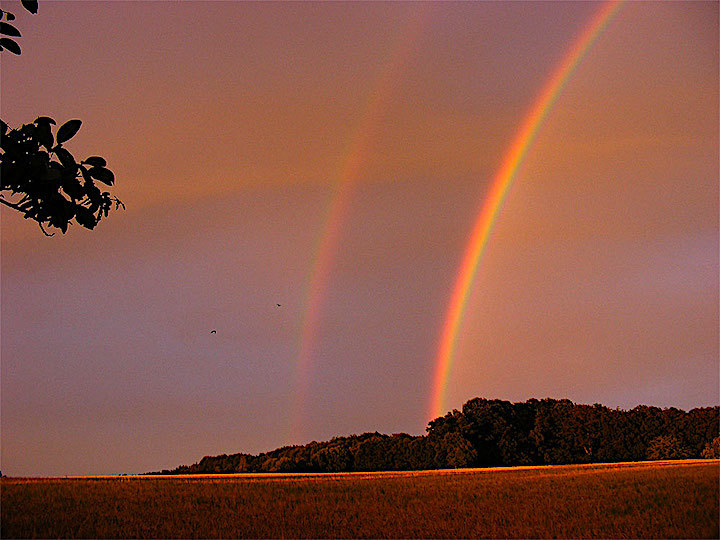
[429,0,623,421]
[289,6,430,442]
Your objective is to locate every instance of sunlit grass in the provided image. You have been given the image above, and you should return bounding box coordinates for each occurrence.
[2,460,717,538]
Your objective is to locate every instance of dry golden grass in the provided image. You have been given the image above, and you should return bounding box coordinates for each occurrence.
[2,460,717,538]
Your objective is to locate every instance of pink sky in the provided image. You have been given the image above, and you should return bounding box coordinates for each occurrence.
[1,0,717,476]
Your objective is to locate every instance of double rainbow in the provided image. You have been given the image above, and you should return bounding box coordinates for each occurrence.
[288,7,431,442]
[429,0,623,421]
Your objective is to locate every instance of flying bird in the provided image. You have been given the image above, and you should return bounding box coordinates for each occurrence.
[210,330,216,334]
[276,304,282,307]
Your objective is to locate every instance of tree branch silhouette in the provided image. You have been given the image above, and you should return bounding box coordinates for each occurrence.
[0,0,123,235]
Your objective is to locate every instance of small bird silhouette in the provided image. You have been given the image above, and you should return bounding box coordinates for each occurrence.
[210,330,216,334]
[276,304,281,307]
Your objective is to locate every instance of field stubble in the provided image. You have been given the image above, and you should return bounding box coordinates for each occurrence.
[1,460,718,538]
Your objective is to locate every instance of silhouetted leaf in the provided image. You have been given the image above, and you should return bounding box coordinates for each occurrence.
[0,22,21,37]
[79,165,92,183]
[56,119,81,143]
[0,37,21,54]
[83,156,106,167]
[62,177,84,199]
[54,147,76,169]
[34,116,56,126]
[45,165,62,185]
[20,1,38,15]
[87,190,101,212]
[75,206,95,229]
[37,123,53,150]
[86,181,101,199]
[88,166,114,186]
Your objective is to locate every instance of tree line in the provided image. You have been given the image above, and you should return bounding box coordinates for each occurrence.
[150,397,719,474]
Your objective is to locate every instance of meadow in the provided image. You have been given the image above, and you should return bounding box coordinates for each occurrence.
[2,460,717,538]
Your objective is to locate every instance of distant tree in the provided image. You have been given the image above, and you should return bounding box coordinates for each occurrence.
[646,435,691,461]
[595,407,638,462]
[0,1,122,236]
[530,399,596,464]
[426,410,478,468]
[684,407,720,457]
[701,436,719,459]
[459,398,539,466]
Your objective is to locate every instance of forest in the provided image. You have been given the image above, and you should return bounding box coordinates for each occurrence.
[152,398,719,474]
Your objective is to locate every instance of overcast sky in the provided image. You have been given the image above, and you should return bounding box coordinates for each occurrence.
[1,0,717,476]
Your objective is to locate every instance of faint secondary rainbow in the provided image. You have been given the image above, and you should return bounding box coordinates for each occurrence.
[289,7,430,442]
[429,0,623,421]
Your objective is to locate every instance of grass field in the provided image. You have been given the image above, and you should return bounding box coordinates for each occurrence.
[2,459,717,538]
